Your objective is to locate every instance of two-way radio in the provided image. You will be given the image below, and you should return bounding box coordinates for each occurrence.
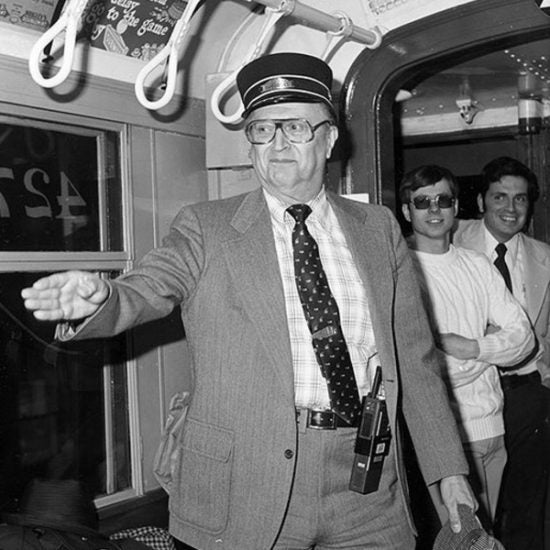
[349,366,392,494]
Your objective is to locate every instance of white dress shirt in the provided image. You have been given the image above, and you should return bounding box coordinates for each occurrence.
[481,222,539,375]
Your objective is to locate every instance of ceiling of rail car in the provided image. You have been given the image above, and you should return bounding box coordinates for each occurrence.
[401,37,550,117]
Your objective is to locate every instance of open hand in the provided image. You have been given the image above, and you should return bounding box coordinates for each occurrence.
[21,270,109,321]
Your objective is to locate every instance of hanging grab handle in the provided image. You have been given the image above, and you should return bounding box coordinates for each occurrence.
[210,7,286,126]
[134,0,202,111]
[28,0,89,88]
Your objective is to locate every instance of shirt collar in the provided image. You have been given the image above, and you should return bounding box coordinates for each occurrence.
[263,187,331,229]
[482,219,520,265]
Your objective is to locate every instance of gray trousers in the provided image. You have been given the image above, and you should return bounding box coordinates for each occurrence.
[273,424,414,550]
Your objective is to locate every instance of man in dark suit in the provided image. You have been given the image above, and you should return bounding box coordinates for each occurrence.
[454,156,550,550]
[21,53,474,550]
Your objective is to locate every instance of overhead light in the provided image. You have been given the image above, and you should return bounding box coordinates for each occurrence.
[456,77,480,124]
[395,89,413,102]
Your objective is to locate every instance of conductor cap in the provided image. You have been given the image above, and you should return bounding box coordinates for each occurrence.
[236,52,334,117]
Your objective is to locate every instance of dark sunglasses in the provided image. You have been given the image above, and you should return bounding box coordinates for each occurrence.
[410,194,456,210]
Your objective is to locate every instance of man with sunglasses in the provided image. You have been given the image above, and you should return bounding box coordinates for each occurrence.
[21,54,475,549]
[400,165,535,533]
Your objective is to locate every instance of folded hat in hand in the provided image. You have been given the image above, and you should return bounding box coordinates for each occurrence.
[433,504,505,550]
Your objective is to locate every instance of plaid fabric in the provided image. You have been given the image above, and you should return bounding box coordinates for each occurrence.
[433,504,506,550]
[110,526,177,550]
[265,188,380,410]
[470,533,506,549]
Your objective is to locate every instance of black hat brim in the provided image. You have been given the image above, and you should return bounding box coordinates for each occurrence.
[2,513,105,539]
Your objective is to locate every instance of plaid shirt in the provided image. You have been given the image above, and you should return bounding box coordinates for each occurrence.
[265,188,379,410]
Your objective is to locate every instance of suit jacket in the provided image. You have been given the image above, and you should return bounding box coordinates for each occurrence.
[64,189,467,550]
[453,218,550,384]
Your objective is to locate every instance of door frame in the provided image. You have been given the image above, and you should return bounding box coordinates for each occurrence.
[341,0,550,213]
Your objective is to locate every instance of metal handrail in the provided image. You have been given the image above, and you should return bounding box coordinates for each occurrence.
[211,1,382,124]
[249,0,382,48]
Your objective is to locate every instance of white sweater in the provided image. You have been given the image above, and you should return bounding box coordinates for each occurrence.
[410,245,534,442]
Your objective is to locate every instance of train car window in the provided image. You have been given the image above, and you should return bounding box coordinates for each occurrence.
[0,114,132,512]
[0,117,122,251]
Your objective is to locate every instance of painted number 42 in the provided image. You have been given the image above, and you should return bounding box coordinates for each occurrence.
[0,167,87,220]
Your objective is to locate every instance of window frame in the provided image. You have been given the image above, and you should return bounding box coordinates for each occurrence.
[0,103,133,267]
[0,101,144,506]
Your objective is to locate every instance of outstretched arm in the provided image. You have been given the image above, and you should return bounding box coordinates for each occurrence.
[21,270,109,321]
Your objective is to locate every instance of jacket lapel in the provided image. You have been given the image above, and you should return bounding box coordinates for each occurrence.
[521,234,550,320]
[328,194,398,389]
[457,219,550,321]
[222,190,295,399]
[221,190,400,401]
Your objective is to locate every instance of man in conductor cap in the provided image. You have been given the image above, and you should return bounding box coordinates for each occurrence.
[21,52,475,549]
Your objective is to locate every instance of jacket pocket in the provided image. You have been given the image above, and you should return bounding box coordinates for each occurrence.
[169,417,234,534]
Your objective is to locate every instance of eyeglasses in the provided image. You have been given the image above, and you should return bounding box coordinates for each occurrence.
[410,194,456,210]
[245,118,333,144]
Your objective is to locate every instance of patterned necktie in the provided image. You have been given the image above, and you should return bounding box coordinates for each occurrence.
[287,204,361,424]
[494,243,513,293]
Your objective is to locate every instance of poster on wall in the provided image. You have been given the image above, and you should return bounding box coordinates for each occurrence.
[82,0,188,61]
[0,0,188,61]
[0,0,56,31]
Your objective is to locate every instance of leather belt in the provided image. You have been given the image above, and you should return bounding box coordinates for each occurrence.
[500,371,541,392]
[295,408,358,430]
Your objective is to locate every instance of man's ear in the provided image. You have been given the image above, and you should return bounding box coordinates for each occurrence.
[401,203,411,222]
[476,193,485,213]
[326,125,339,158]
[454,198,459,217]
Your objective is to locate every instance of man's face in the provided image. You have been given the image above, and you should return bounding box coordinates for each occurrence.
[402,178,457,252]
[247,102,338,203]
[478,175,529,243]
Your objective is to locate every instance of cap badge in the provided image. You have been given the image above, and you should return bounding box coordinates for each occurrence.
[259,77,296,94]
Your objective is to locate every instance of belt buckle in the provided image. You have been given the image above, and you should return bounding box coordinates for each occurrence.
[307,409,337,430]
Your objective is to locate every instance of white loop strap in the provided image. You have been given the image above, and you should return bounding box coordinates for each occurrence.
[209,71,244,126]
[210,7,286,125]
[134,0,201,110]
[28,0,89,88]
